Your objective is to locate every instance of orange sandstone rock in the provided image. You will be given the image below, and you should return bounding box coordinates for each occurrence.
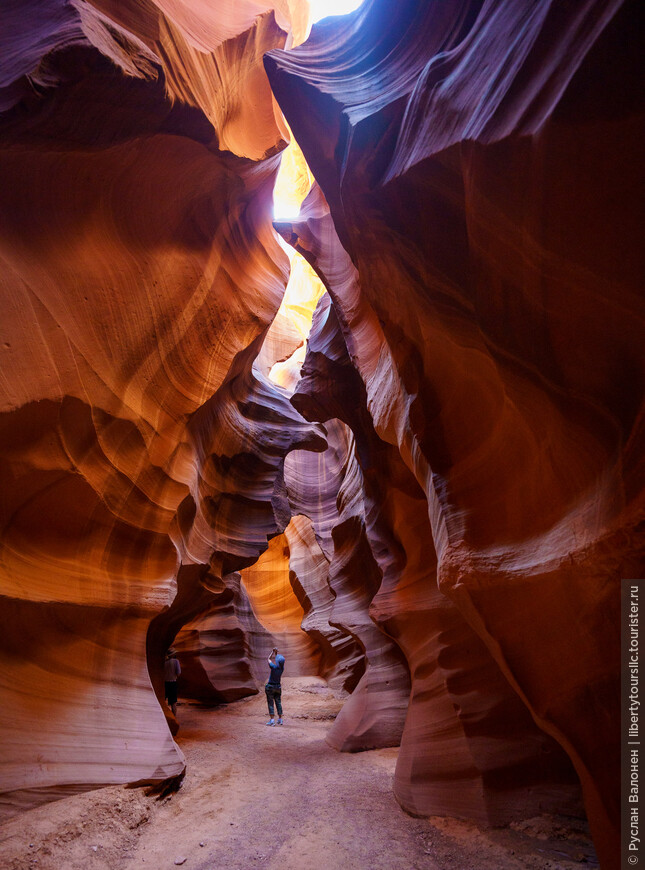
[266,3,644,864]
[287,256,582,816]
[240,531,321,677]
[0,0,315,811]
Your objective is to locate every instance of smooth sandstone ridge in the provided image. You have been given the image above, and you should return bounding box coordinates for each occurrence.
[1,3,642,868]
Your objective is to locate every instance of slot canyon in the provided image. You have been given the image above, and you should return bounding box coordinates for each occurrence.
[0,1,642,868]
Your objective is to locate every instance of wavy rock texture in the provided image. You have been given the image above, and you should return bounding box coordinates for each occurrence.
[284,514,365,695]
[172,573,258,705]
[147,567,260,729]
[266,2,644,865]
[286,355,412,751]
[239,531,321,677]
[1,2,641,866]
[288,286,415,750]
[0,0,325,812]
[288,274,581,813]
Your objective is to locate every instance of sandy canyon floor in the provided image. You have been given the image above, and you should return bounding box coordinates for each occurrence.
[0,677,598,870]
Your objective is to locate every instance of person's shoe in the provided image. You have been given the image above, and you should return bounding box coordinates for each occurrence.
[266,719,275,726]
[277,718,283,725]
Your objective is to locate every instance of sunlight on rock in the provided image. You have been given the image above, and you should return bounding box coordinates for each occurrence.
[271,124,323,389]
[0,2,636,866]
[240,529,319,673]
[269,250,326,389]
[273,129,314,220]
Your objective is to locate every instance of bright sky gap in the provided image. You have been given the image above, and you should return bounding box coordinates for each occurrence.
[309,0,366,23]
[273,0,367,219]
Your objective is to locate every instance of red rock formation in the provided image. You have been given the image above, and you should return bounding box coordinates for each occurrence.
[0,1,318,811]
[150,568,258,709]
[288,429,410,751]
[239,531,321,677]
[285,514,365,695]
[1,3,640,867]
[266,3,644,864]
[286,266,581,814]
[168,512,364,693]
[286,328,412,751]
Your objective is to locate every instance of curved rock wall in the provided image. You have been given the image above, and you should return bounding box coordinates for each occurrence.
[285,410,412,751]
[265,2,644,864]
[285,514,365,695]
[166,508,366,697]
[239,531,321,678]
[172,572,259,706]
[0,1,316,811]
[288,271,581,813]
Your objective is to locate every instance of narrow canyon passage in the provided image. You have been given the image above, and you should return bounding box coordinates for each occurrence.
[0,680,597,870]
[0,2,642,869]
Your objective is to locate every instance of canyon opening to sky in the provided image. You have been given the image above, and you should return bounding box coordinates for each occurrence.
[0,1,642,869]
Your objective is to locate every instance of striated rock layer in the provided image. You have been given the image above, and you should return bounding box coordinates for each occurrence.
[266,2,644,865]
[288,275,581,810]
[240,531,321,679]
[173,599,259,707]
[0,0,321,811]
[285,514,365,695]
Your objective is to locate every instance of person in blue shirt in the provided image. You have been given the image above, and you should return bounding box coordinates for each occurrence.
[265,647,285,726]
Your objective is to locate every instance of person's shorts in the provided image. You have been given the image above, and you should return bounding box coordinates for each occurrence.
[165,681,178,705]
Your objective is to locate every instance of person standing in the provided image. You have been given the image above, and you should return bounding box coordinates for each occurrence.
[164,648,181,716]
[265,647,285,726]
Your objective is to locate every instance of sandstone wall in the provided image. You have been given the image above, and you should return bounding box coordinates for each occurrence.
[0,4,640,866]
[0,1,316,810]
[265,3,644,864]
[289,278,581,812]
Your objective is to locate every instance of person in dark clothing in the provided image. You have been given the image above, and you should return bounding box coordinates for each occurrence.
[265,647,285,726]
[164,648,181,715]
